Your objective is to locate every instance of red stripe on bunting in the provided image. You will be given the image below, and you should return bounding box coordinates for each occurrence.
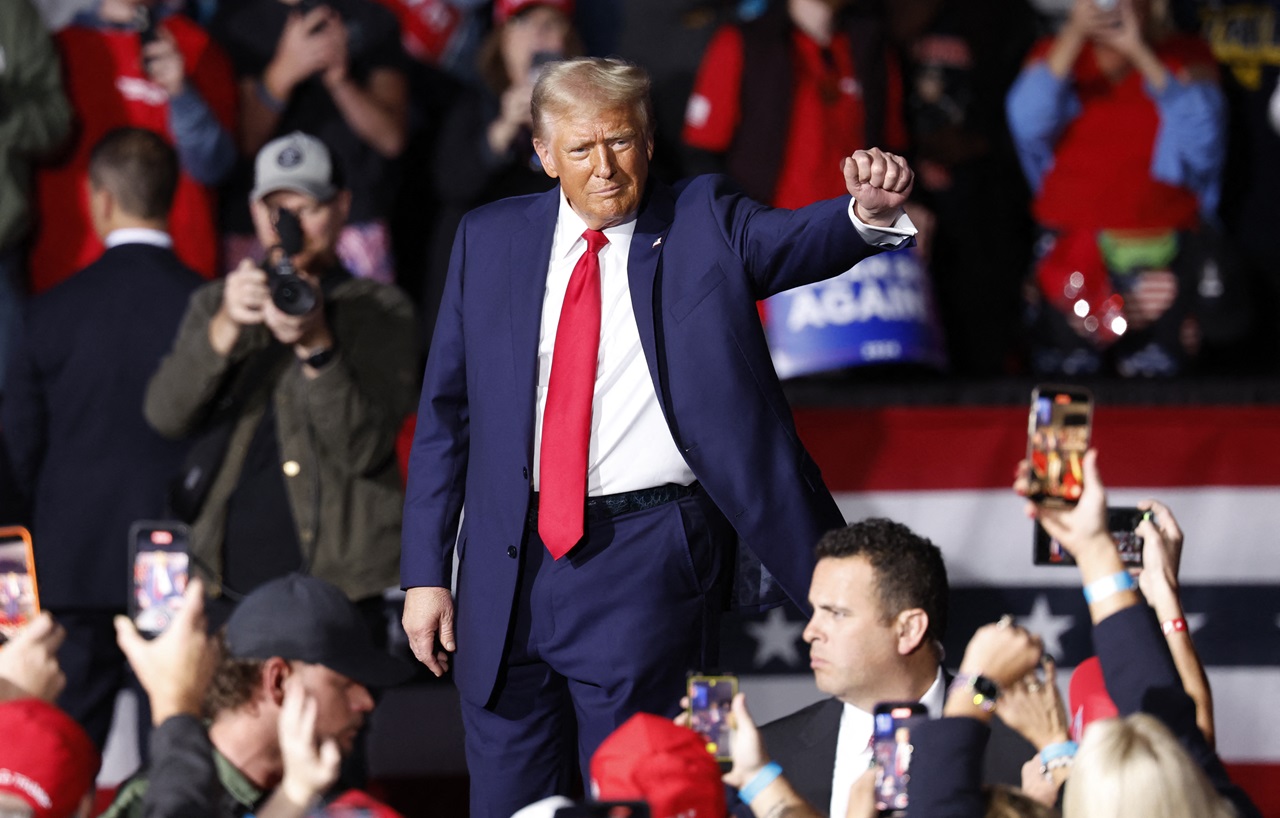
[793,405,1280,492]
[1224,764,1280,818]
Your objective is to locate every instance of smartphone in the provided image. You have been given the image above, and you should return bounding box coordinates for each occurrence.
[128,521,191,638]
[1026,384,1093,508]
[554,804,651,818]
[0,526,39,644]
[1035,507,1148,567]
[529,50,563,83]
[873,702,928,815]
[686,673,737,762]
[135,4,160,45]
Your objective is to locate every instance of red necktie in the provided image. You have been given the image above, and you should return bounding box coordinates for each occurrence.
[539,229,609,558]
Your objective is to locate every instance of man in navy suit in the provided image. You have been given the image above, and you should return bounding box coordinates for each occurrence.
[1,127,203,750]
[400,56,916,817]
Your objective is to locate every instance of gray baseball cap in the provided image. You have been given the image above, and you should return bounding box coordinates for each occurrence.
[251,131,339,202]
[225,574,412,688]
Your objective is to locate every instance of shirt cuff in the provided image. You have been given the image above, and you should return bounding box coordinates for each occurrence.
[847,199,917,248]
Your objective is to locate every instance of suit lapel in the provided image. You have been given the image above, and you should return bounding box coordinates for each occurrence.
[627,181,675,409]
[508,188,560,437]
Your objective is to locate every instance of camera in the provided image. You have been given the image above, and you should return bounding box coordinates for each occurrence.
[262,208,317,317]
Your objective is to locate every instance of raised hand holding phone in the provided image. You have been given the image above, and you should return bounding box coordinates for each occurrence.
[128,521,191,639]
[0,612,66,703]
[686,673,737,761]
[114,578,213,724]
[0,526,40,643]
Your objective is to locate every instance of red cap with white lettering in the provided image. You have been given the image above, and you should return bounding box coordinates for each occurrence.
[0,699,98,818]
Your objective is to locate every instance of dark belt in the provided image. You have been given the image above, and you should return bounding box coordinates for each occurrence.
[528,482,700,528]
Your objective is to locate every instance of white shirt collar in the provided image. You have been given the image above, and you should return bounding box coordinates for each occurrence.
[841,666,949,723]
[551,188,637,262]
[105,228,173,249]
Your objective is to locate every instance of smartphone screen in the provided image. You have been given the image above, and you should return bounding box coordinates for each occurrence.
[0,526,39,643]
[129,521,191,638]
[873,702,928,814]
[687,674,737,762]
[1026,385,1093,507]
[1034,507,1146,567]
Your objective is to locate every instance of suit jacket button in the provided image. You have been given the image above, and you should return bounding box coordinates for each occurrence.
[507,546,518,559]
[522,467,529,479]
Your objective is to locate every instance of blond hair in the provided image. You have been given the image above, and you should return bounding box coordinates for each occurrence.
[530,57,653,141]
[1064,714,1235,818]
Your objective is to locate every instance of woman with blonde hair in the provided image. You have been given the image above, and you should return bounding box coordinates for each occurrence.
[1065,713,1235,818]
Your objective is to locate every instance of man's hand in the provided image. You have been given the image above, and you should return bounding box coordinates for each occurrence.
[842,148,914,227]
[402,586,454,677]
[143,28,186,98]
[997,656,1069,751]
[265,6,338,99]
[316,13,351,89]
[720,693,769,790]
[210,260,270,355]
[0,613,66,702]
[115,579,215,725]
[957,619,1044,691]
[845,768,878,818]
[265,677,342,818]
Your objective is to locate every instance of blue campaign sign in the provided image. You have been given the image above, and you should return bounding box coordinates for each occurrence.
[764,247,947,378]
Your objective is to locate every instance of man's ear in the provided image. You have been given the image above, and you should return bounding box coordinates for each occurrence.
[895,608,929,656]
[532,138,559,180]
[330,189,352,226]
[89,185,113,228]
[260,657,292,708]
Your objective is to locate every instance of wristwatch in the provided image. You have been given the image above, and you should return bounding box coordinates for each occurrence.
[301,346,337,370]
[949,672,1001,712]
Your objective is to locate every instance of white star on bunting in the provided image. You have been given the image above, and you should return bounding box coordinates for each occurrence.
[745,607,805,668]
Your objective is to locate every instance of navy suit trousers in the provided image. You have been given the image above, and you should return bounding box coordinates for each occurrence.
[459,488,731,818]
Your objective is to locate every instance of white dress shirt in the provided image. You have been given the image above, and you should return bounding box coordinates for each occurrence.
[104,227,173,249]
[532,190,916,496]
[829,668,946,818]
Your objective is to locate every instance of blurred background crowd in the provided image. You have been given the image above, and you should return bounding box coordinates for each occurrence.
[3,0,1279,389]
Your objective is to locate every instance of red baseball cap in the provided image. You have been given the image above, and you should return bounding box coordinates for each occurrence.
[1068,657,1120,742]
[494,0,573,25]
[590,713,726,818]
[0,699,99,818]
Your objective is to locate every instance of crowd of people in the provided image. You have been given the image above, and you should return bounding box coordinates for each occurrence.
[0,450,1260,818]
[2,0,1279,382]
[0,0,1275,816]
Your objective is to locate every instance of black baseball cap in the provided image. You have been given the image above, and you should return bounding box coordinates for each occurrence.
[225,574,412,688]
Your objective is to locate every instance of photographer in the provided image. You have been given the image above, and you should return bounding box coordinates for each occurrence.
[143,131,417,628]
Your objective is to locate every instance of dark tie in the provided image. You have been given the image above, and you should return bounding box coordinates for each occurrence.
[538,229,609,558]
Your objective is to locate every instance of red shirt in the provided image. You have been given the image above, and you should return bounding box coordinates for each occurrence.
[684,25,906,209]
[1030,35,1213,232]
[30,17,236,293]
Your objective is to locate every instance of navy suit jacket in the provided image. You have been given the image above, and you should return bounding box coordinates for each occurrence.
[402,175,884,705]
[757,680,1034,816]
[2,243,202,609]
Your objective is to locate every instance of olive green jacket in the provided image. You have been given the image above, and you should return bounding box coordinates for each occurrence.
[0,0,72,250]
[143,274,418,600]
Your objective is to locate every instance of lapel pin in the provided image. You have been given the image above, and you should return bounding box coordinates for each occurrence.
[652,237,663,248]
